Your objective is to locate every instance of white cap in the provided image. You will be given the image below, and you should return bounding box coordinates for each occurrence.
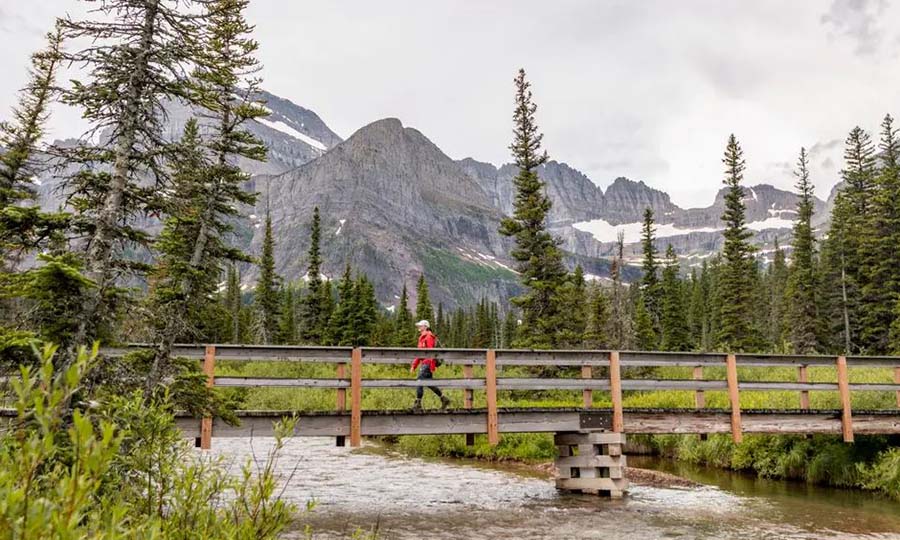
[415,320,430,328]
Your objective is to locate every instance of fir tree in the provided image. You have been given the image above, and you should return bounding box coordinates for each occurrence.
[300,207,327,343]
[633,293,657,351]
[784,148,820,353]
[59,0,212,353]
[716,135,757,350]
[327,264,354,345]
[394,282,415,346]
[765,239,788,350]
[609,231,633,349]
[502,310,519,348]
[583,282,610,349]
[225,263,242,342]
[498,69,568,348]
[253,213,281,344]
[660,245,689,351]
[278,285,296,344]
[415,274,434,323]
[860,115,900,352]
[350,274,377,346]
[687,266,712,351]
[557,265,588,347]
[640,207,661,327]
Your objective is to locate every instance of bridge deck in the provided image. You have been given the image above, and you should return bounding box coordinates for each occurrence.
[173,407,900,439]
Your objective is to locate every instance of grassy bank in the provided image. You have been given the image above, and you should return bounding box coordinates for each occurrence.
[215,359,900,499]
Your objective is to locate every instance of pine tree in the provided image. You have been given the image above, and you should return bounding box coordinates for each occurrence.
[278,285,297,344]
[583,282,610,348]
[660,245,689,351]
[394,282,415,346]
[59,0,212,353]
[0,28,67,268]
[640,207,661,327]
[716,135,757,350]
[765,239,789,350]
[434,303,448,342]
[860,115,900,353]
[557,265,588,347]
[225,263,242,342]
[300,207,327,343]
[415,274,434,323]
[498,69,568,348]
[784,148,820,353]
[350,274,377,346]
[609,231,633,349]
[687,266,712,351]
[633,293,657,351]
[254,213,281,344]
[327,264,354,345]
[502,310,519,348]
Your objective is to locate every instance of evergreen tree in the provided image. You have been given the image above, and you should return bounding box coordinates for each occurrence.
[278,285,296,344]
[0,28,67,268]
[633,293,657,351]
[640,207,661,327]
[609,231,633,349]
[327,264,354,345]
[583,282,610,348]
[434,303,449,342]
[765,239,789,350]
[687,266,712,351]
[394,283,415,346]
[350,274,377,346]
[300,207,327,343]
[253,213,281,344]
[225,263,242,343]
[415,274,434,323]
[502,310,519,348]
[860,115,900,352]
[498,69,568,348]
[784,148,820,353]
[557,265,588,347]
[716,135,757,350]
[59,0,212,353]
[660,245,689,351]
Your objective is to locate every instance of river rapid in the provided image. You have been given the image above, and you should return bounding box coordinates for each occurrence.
[208,437,900,540]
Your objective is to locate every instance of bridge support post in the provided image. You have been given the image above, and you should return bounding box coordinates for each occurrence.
[554,431,627,498]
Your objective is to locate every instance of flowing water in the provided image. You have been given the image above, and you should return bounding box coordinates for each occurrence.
[209,438,900,539]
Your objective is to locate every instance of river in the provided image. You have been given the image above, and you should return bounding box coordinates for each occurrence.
[209,437,900,539]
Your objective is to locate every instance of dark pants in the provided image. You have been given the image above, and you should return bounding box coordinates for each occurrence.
[416,364,443,400]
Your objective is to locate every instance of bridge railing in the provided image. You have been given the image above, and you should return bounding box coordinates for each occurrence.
[98,345,900,448]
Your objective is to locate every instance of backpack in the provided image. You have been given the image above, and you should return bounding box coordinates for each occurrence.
[433,334,444,368]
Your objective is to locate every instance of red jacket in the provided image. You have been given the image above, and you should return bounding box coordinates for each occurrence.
[411,331,437,372]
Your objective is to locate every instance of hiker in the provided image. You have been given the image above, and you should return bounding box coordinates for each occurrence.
[410,319,450,411]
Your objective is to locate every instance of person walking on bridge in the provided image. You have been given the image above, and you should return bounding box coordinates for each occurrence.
[410,320,450,411]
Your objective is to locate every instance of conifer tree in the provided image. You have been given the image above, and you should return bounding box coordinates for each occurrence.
[327,264,354,345]
[502,310,519,348]
[300,207,327,343]
[660,245,689,351]
[687,266,712,351]
[633,293,657,351]
[350,274,377,346]
[434,303,448,342]
[609,231,633,349]
[253,213,281,344]
[583,282,610,349]
[640,207,661,327]
[498,69,568,348]
[765,239,788,350]
[784,148,820,353]
[415,274,434,323]
[278,285,296,344]
[716,135,757,350]
[59,0,212,352]
[0,28,67,267]
[394,282,415,346]
[225,263,242,342]
[860,115,900,352]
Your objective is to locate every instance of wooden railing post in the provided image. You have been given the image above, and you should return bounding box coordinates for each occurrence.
[464,363,475,446]
[485,349,499,446]
[350,348,362,447]
[725,353,742,444]
[609,351,623,433]
[836,355,854,442]
[894,366,900,409]
[581,365,593,408]
[692,366,705,409]
[336,361,347,447]
[798,364,810,410]
[199,345,216,450]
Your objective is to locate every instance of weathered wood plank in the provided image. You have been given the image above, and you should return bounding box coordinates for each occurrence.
[336,362,346,447]
[486,349,499,445]
[798,365,809,410]
[199,345,216,450]
[554,455,626,468]
[582,365,592,408]
[350,348,362,447]
[555,477,627,491]
[609,351,623,432]
[464,363,474,447]
[837,355,853,442]
[726,354,742,443]
[554,432,626,445]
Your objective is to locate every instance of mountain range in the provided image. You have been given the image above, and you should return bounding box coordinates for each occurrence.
[35,90,835,310]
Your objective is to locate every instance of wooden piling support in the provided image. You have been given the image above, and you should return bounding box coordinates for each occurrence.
[485,349,499,446]
[798,364,810,410]
[609,351,623,433]
[350,348,362,447]
[464,363,475,446]
[725,353,742,444]
[836,355,854,443]
[554,431,628,497]
[199,345,216,450]
[336,361,347,447]
[582,365,593,408]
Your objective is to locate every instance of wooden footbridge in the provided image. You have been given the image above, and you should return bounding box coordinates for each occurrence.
[98,345,900,497]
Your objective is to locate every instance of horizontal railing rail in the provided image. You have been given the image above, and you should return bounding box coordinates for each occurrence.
[86,344,900,448]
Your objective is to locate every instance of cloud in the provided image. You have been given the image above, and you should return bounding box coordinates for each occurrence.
[821,0,887,55]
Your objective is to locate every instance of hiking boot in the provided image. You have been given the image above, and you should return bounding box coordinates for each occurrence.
[412,399,423,412]
[440,395,451,410]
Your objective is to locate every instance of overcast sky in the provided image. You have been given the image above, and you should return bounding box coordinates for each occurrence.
[2,0,900,207]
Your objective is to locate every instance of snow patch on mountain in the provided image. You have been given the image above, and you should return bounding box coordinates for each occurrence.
[572,219,720,244]
[255,117,328,151]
